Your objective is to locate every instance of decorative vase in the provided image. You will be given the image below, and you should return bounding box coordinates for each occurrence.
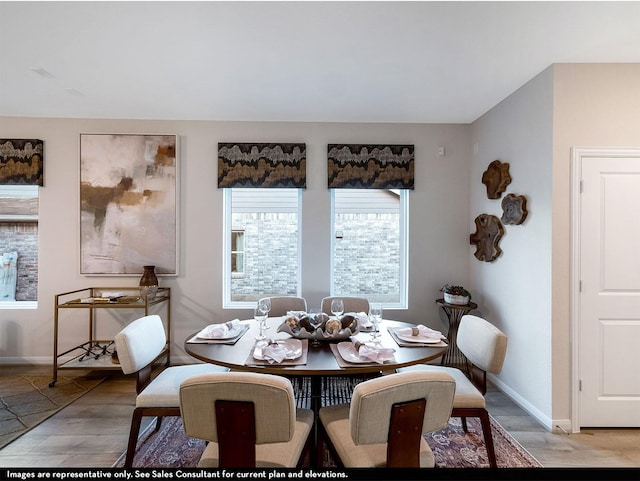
[139,265,158,300]
[444,293,469,305]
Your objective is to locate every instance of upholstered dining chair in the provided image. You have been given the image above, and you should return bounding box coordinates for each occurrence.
[317,370,456,468]
[179,371,314,468]
[320,296,369,316]
[114,314,229,467]
[397,314,508,468]
[259,296,307,317]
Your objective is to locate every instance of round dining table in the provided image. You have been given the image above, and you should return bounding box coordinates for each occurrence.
[185,318,447,411]
[185,318,447,467]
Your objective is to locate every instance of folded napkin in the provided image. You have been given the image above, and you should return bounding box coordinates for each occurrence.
[397,324,444,340]
[350,312,371,328]
[351,339,396,364]
[199,319,241,338]
[259,340,287,364]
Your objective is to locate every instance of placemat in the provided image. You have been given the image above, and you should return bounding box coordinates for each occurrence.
[329,343,396,368]
[186,324,250,345]
[245,339,309,366]
[388,327,448,348]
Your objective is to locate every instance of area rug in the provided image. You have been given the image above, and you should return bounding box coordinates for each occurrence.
[0,373,105,449]
[113,376,541,468]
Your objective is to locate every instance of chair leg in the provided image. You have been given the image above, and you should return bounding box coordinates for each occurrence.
[154,416,163,432]
[461,416,469,432]
[478,409,497,468]
[124,408,144,468]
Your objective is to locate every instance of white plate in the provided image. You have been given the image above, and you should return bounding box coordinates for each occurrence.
[196,324,244,340]
[395,329,443,344]
[336,342,371,363]
[253,339,303,361]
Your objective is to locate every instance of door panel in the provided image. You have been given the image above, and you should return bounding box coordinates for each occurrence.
[579,153,640,427]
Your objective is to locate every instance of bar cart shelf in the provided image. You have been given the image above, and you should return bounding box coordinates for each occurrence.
[50,287,171,387]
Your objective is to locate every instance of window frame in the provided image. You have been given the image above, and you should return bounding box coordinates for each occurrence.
[223,188,303,309]
[329,188,409,310]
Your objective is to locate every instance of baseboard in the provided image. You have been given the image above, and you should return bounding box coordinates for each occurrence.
[489,373,560,432]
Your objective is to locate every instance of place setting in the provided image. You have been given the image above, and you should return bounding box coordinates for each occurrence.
[186,319,250,345]
[330,337,397,367]
[388,323,448,347]
[245,338,309,367]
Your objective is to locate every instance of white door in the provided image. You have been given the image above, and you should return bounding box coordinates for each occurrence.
[576,148,640,427]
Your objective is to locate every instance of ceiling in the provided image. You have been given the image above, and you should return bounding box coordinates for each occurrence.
[2,1,640,124]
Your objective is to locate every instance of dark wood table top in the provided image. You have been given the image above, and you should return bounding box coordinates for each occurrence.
[185,318,448,377]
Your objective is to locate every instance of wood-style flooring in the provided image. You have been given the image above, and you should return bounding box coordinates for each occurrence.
[1,365,639,468]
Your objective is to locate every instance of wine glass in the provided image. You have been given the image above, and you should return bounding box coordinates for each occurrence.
[308,307,323,346]
[369,303,383,342]
[330,299,344,319]
[259,298,271,318]
[254,303,268,340]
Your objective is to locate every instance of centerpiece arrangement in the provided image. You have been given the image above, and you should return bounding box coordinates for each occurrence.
[277,311,360,342]
[440,284,472,305]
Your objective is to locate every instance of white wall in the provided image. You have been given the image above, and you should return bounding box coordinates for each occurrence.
[551,63,640,427]
[470,67,555,427]
[0,117,471,364]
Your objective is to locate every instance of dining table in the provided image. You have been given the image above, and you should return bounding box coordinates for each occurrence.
[184,317,448,466]
[185,318,448,405]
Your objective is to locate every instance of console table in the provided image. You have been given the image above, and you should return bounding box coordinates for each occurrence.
[436,298,477,374]
[50,287,170,386]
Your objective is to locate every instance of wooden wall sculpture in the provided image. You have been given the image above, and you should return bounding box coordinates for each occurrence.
[470,214,504,262]
[481,160,511,199]
[501,193,528,225]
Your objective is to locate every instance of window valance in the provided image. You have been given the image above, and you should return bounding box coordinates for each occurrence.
[0,139,44,186]
[327,144,414,189]
[218,143,306,188]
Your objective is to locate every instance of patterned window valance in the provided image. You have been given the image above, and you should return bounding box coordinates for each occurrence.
[218,143,306,188]
[0,139,44,186]
[327,144,414,189]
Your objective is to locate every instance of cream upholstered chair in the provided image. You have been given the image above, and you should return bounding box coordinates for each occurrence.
[114,314,229,467]
[179,371,314,468]
[318,371,456,468]
[320,296,369,315]
[398,314,508,468]
[259,296,307,317]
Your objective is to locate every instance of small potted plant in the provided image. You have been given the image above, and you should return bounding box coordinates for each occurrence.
[440,284,472,305]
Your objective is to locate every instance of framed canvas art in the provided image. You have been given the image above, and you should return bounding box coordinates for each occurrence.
[80,134,178,275]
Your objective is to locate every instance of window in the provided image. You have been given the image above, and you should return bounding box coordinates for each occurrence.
[331,189,408,308]
[0,185,39,306]
[224,188,301,307]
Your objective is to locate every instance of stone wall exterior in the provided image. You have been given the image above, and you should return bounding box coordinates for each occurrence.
[230,212,400,303]
[0,222,38,301]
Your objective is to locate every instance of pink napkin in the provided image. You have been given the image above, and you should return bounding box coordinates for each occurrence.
[351,339,396,364]
[397,324,444,341]
[199,319,240,338]
[258,340,287,364]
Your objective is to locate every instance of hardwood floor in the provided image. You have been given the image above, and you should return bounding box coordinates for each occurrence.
[1,365,639,468]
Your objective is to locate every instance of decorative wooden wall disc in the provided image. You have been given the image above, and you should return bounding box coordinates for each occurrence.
[481,160,511,199]
[470,214,504,262]
[501,193,528,225]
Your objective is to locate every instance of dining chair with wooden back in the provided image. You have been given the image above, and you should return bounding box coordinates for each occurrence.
[114,314,229,467]
[259,296,307,317]
[397,314,508,468]
[179,371,314,468]
[317,370,456,467]
[320,296,369,316]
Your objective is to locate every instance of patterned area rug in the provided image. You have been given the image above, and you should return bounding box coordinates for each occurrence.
[113,376,541,468]
[0,373,105,449]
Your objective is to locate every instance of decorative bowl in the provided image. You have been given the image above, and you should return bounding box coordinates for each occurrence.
[277,313,360,342]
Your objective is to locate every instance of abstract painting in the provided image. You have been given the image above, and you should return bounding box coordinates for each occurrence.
[80,134,178,275]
